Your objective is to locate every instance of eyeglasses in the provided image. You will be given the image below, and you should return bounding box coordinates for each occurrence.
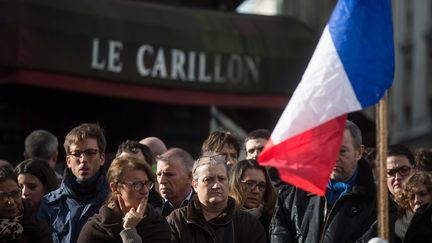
[121,181,154,191]
[69,148,99,159]
[0,189,22,202]
[386,165,412,178]
[241,180,266,192]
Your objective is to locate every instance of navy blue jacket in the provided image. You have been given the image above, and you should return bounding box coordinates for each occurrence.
[37,171,109,243]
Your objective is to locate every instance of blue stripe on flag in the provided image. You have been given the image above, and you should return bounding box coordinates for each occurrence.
[328,0,394,108]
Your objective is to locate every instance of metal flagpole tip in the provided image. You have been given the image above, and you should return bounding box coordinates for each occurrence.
[368,238,388,243]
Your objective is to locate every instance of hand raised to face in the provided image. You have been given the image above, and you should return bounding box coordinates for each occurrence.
[119,195,147,229]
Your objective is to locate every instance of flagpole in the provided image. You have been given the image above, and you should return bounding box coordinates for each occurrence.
[376,92,389,240]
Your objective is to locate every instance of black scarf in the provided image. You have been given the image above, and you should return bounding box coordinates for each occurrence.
[63,168,105,201]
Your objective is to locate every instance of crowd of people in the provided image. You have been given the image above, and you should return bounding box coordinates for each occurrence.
[0,121,431,243]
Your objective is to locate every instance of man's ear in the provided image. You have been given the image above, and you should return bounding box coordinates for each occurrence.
[66,155,72,168]
[109,182,118,193]
[356,145,365,161]
[99,153,105,166]
[192,180,198,192]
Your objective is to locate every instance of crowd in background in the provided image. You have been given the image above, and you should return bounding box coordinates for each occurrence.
[0,121,431,243]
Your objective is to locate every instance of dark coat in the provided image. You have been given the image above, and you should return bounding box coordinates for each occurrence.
[270,159,377,243]
[151,189,195,217]
[76,203,171,243]
[167,195,266,243]
[401,204,432,243]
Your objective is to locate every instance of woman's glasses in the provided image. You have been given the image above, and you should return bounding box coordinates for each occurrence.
[0,189,22,202]
[241,180,266,192]
[121,181,154,191]
[386,165,412,178]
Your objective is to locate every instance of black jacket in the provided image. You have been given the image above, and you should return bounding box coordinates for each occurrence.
[167,195,266,243]
[270,159,377,243]
[400,204,432,243]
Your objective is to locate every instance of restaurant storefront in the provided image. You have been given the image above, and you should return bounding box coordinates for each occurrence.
[0,0,315,163]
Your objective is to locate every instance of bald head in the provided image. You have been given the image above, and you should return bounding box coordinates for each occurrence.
[140,137,167,157]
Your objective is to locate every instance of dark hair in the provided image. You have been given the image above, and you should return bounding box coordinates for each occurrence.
[414,148,432,172]
[245,129,270,143]
[64,123,106,154]
[201,131,241,158]
[388,144,415,166]
[229,159,277,218]
[14,159,59,193]
[116,140,154,165]
[24,129,58,160]
[0,167,17,184]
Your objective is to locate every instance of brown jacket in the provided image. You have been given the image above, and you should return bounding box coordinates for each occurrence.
[167,195,266,243]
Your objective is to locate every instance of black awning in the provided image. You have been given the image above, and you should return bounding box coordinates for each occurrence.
[0,0,315,108]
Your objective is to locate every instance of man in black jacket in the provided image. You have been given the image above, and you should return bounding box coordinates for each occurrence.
[270,120,377,243]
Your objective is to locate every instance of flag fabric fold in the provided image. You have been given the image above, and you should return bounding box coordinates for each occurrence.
[258,0,394,196]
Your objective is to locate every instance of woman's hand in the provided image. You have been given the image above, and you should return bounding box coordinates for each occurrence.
[119,196,147,229]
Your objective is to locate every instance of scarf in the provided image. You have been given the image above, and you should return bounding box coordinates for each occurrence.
[63,168,104,200]
[326,168,358,206]
[241,204,263,219]
[395,210,413,241]
[0,216,24,242]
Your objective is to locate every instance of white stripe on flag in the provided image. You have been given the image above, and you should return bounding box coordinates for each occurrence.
[270,25,362,145]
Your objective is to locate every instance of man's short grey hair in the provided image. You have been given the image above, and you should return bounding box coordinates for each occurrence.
[192,156,229,181]
[345,120,362,149]
[157,148,194,173]
[24,129,58,160]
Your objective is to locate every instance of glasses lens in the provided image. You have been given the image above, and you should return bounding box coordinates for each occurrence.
[399,166,411,175]
[133,182,144,191]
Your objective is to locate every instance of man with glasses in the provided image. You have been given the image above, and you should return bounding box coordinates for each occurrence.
[37,123,109,243]
[155,148,194,217]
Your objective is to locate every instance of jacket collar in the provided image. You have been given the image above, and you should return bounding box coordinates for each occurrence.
[186,194,236,226]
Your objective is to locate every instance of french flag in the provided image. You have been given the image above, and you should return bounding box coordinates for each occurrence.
[258,0,394,195]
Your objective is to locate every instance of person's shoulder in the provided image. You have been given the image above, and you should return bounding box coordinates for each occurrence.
[40,186,66,205]
[166,206,188,223]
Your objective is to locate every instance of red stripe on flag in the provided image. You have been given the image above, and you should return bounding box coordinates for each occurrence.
[258,115,347,195]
